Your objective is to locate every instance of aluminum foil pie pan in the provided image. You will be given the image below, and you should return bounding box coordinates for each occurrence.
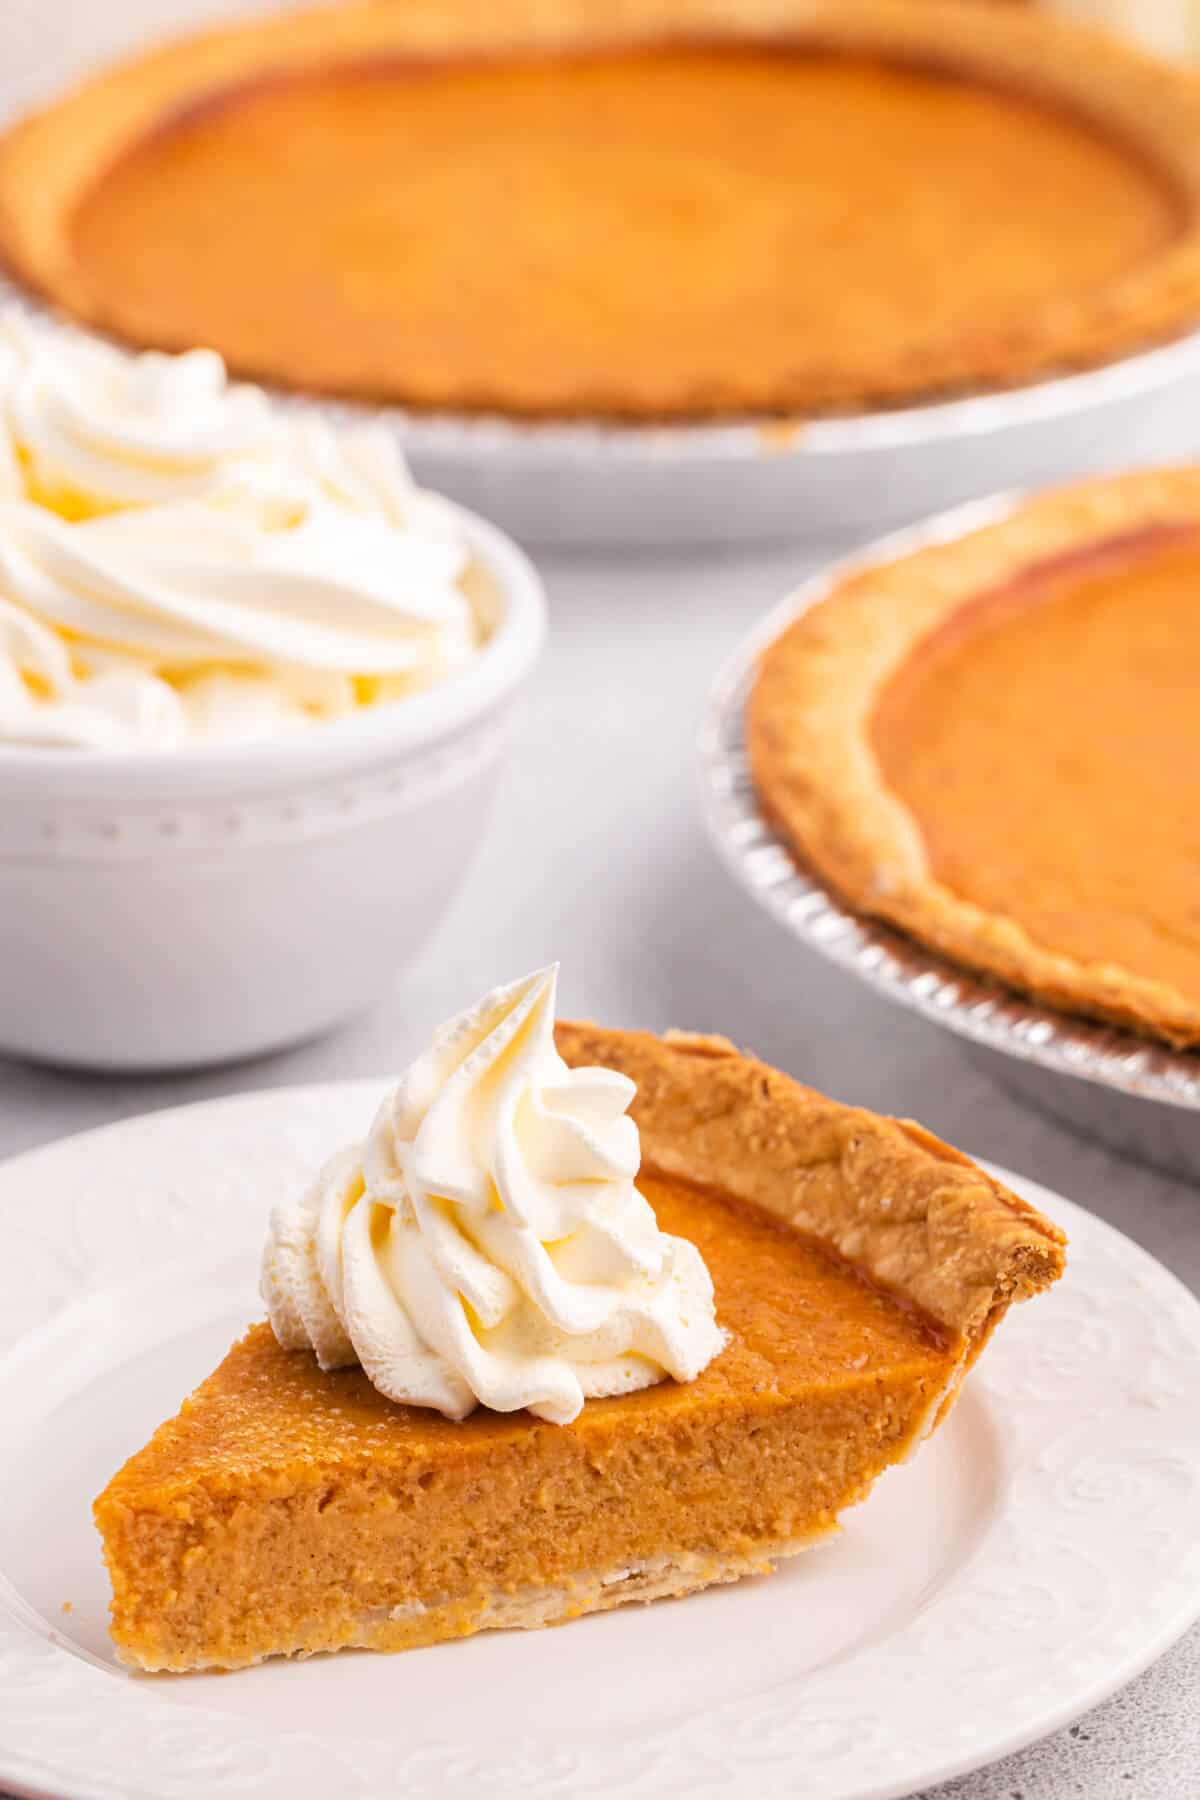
[348,334,1200,550]
[3,269,1200,552]
[396,321,1200,549]
[698,498,1200,1181]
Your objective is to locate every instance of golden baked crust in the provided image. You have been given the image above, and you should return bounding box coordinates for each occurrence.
[4,0,1200,418]
[94,1023,1064,1671]
[748,465,1200,1047]
[559,1021,1065,1377]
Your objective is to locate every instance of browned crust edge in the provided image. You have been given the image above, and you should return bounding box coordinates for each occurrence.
[4,0,1200,418]
[556,1018,1066,1349]
[747,464,1200,1048]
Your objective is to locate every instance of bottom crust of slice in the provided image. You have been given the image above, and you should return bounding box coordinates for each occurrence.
[115,1535,829,1672]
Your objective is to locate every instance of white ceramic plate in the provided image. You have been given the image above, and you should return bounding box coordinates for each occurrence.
[1,1084,1198,1800]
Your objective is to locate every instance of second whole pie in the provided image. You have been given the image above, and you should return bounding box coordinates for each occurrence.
[748,467,1200,1049]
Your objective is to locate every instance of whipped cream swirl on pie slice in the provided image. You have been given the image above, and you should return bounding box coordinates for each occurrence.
[261,969,725,1424]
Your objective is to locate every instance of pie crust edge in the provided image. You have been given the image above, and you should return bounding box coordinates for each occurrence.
[747,465,1200,1047]
[557,1017,1067,1361]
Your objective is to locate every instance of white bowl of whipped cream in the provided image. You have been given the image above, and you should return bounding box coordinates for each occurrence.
[0,318,545,1070]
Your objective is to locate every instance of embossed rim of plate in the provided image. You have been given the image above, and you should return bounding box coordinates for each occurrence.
[1,1084,1200,1800]
[5,272,1200,467]
[698,495,1200,1111]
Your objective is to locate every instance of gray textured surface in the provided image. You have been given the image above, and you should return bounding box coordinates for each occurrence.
[2,543,1198,1798]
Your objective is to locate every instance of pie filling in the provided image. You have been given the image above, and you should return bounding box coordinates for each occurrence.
[66,44,1183,414]
[870,525,1200,1006]
[96,1173,952,1670]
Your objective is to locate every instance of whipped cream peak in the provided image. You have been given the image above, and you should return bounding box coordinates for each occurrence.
[281,415,454,533]
[262,971,725,1424]
[0,312,486,750]
[4,318,275,512]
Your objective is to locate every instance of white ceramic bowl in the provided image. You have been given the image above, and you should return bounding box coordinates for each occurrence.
[0,504,545,1071]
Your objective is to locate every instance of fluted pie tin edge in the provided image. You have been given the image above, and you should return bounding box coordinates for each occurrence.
[698,496,1200,1181]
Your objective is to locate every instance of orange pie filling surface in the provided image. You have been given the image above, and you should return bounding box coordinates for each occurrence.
[65,46,1183,415]
[870,527,1200,1011]
[95,1173,952,1670]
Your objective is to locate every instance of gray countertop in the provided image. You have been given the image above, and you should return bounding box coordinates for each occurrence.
[2,540,1197,1798]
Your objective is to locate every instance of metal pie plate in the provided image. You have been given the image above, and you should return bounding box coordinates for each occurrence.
[5,268,1200,549]
[343,329,1200,548]
[698,497,1200,1181]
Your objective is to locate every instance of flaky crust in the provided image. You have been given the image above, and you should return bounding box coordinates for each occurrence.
[747,465,1200,1047]
[4,0,1200,417]
[556,1019,1065,1356]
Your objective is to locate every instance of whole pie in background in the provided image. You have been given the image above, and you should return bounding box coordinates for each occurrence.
[3,0,1200,418]
[748,466,1200,1049]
